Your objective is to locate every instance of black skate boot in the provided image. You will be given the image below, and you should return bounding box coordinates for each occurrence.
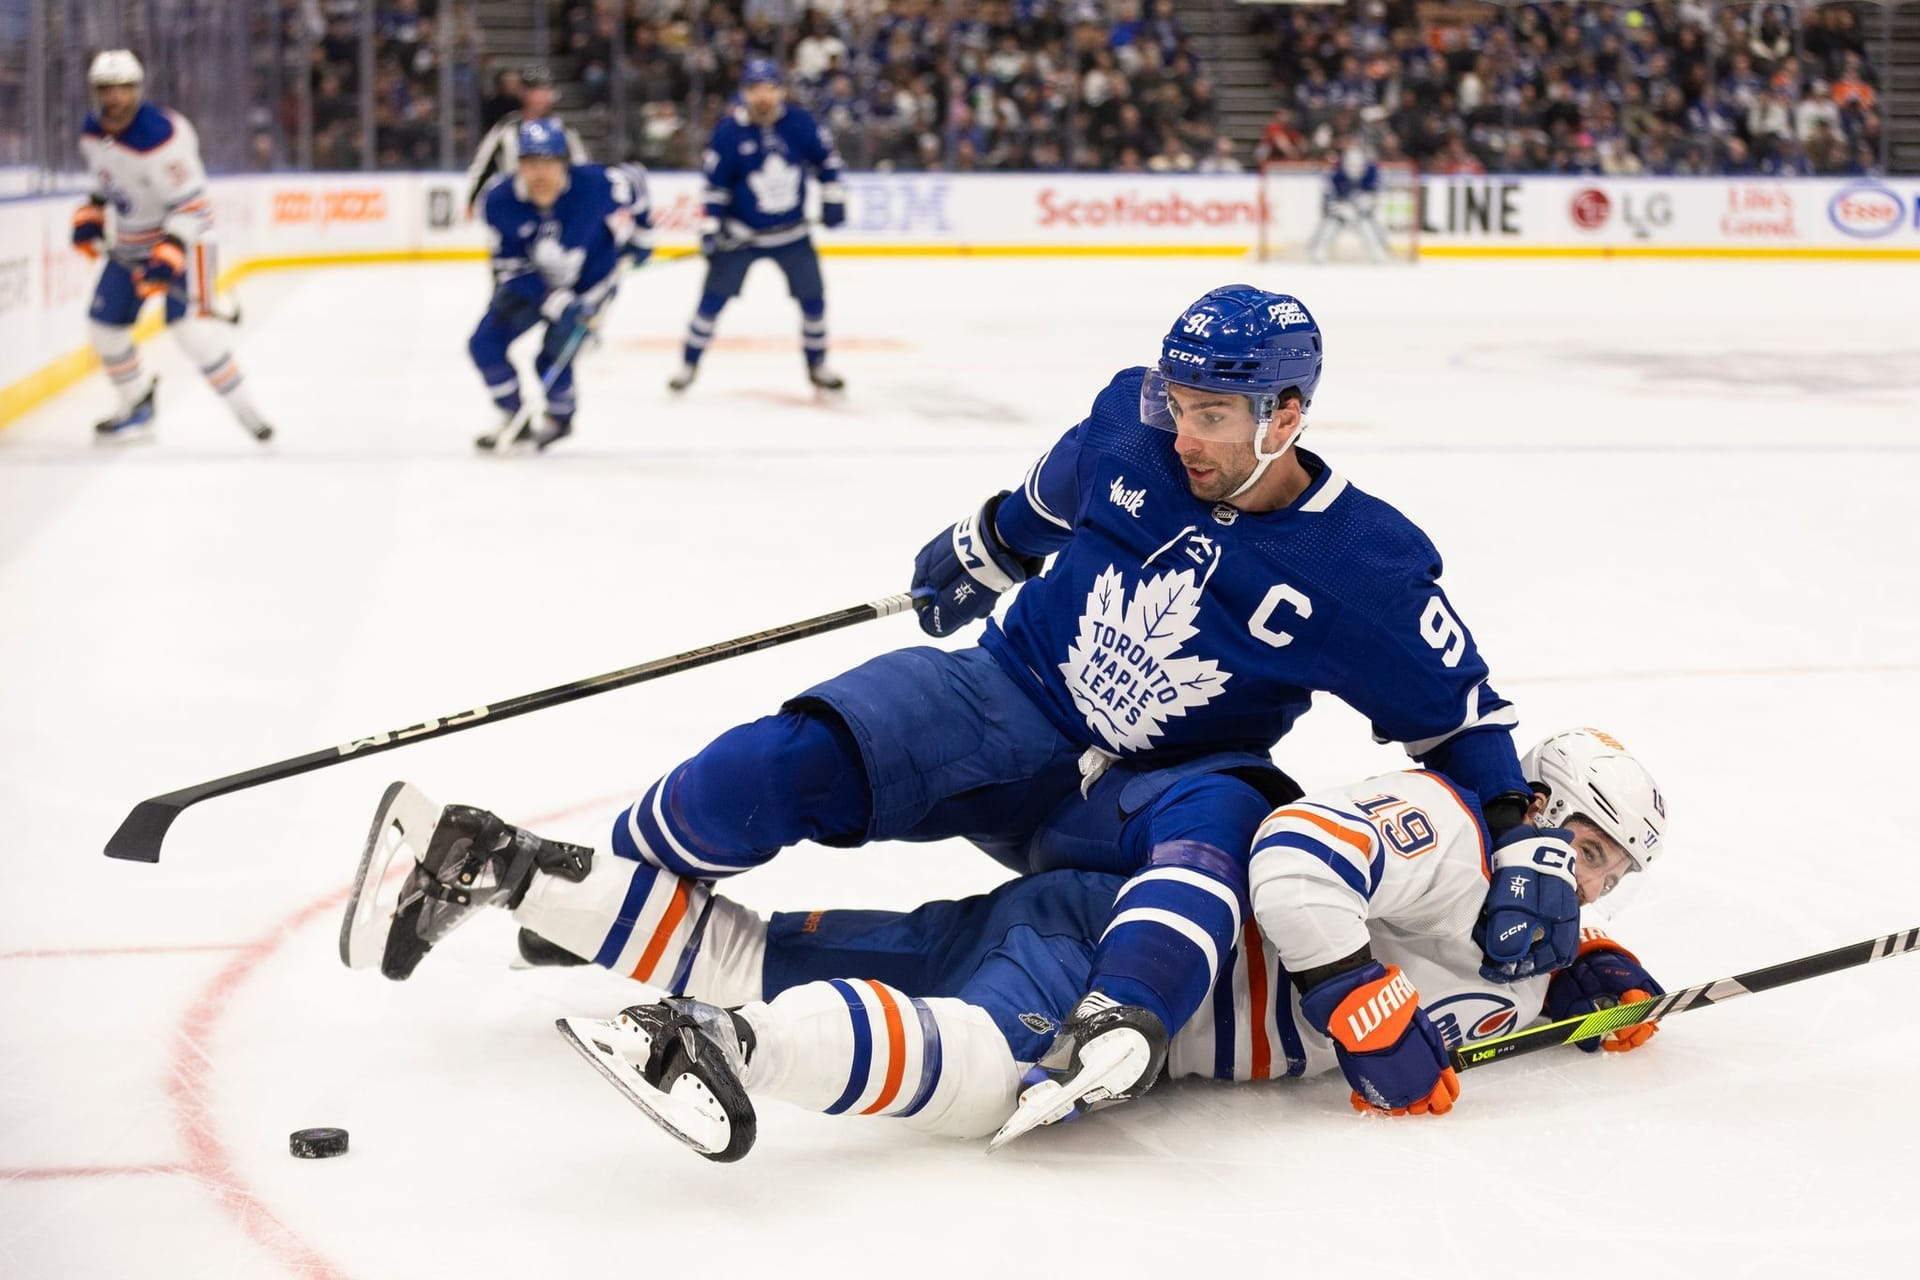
[667,362,698,393]
[516,927,589,967]
[557,997,758,1162]
[340,782,592,980]
[807,363,845,393]
[987,993,1168,1152]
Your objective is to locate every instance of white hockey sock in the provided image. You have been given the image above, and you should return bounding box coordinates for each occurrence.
[89,322,151,409]
[512,854,766,1002]
[169,317,266,425]
[737,982,1020,1139]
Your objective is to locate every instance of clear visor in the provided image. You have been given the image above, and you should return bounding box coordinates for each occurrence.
[1139,369,1271,443]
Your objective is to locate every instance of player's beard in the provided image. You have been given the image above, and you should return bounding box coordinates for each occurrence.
[1179,445,1256,504]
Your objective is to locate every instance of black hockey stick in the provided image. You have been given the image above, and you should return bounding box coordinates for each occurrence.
[104,592,919,863]
[1450,926,1920,1073]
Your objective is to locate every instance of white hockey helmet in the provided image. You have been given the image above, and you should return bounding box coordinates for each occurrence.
[1521,728,1667,872]
[88,49,145,89]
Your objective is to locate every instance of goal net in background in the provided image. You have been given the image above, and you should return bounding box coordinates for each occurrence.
[1255,160,1422,264]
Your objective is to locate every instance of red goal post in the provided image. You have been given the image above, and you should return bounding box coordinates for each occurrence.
[1255,159,1422,263]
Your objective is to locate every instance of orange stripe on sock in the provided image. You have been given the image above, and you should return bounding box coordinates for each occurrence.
[628,879,690,984]
[1243,919,1272,1080]
[859,981,908,1115]
[194,245,210,316]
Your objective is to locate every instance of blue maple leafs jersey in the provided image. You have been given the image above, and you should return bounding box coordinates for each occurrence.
[482,162,644,311]
[983,366,1528,807]
[702,104,844,238]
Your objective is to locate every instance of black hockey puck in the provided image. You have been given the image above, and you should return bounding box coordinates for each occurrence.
[289,1127,349,1159]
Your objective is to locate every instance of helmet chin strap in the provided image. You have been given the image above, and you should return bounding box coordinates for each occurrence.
[1224,413,1309,502]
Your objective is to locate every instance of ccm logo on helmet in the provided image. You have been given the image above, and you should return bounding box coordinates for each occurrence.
[1166,349,1206,365]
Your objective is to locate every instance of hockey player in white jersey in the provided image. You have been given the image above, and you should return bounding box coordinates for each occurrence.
[1305,143,1394,265]
[74,50,272,442]
[342,728,1666,1160]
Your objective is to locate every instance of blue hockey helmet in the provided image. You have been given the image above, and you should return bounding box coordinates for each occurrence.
[741,57,785,88]
[1144,285,1325,500]
[517,118,570,160]
[1155,284,1323,414]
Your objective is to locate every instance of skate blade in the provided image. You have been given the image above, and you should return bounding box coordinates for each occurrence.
[555,1015,740,1159]
[339,781,443,969]
[985,1028,1151,1154]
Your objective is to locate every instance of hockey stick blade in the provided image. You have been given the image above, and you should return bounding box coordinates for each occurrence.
[1450,925,1920,1072]
[104,797,188,864]
[104,592,917,862]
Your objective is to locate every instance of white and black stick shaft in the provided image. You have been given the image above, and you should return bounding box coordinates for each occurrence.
[1451,927,1920,1072]
[104,593,918,864]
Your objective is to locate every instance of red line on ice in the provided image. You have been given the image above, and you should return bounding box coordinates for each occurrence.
[162,787,628,1279]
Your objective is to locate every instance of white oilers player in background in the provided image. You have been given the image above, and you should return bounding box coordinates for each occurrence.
[75,50,272,442]
[338,728,1667,1160]
[1306,142,1394,265]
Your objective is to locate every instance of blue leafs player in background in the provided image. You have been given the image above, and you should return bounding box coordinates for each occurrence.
[369,284,1583,1126]
[470,120,652,452]
[668,58,847,396]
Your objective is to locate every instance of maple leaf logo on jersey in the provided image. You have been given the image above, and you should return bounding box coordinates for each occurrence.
[1058,567,1231,753]
[530,231,586,288]
[746,152,803,216]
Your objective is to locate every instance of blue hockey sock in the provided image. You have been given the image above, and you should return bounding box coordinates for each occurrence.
[682,294,727,367]
[469,326,521,412]
[1088,839,1249,1033]
[611,710,870,878]
[800,298,827,368]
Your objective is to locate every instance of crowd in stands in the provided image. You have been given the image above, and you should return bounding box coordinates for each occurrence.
[275,0,480,171]
[556,0,1239,172]
[1255,1,1885,176]
[169,0,1891,178]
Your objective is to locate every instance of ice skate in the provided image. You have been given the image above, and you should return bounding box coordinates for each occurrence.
[557,997,757,1162]
[532,412,572,452]
[987,994,1167,1153]
[514,927,589,968]
[94,380,157,442]
[475,409,534,453]
[339,781,592,980]
[667,362,698,394]
[807,363,845,395]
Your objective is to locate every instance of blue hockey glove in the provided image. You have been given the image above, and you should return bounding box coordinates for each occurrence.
[1545,932,1665,1053]
[1300,961,1458,1116]
[821,199,846,229]
[1474,826,1581,983]
[625,240,655,268]
[911,492,1040,637]
[73,199,107,259]
[137,236,188,298]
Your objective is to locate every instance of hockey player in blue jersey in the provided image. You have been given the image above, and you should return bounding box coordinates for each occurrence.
[470,120,651,452]
[1306,144,1393,264]
[667,58,847,396]
[353,284,1583,1127]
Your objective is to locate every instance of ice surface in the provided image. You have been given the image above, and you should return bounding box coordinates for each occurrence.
[3,256,1917,1278]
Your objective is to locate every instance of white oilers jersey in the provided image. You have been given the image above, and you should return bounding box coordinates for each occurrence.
[79,103,213,263]
[1165,769,1552,1081]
